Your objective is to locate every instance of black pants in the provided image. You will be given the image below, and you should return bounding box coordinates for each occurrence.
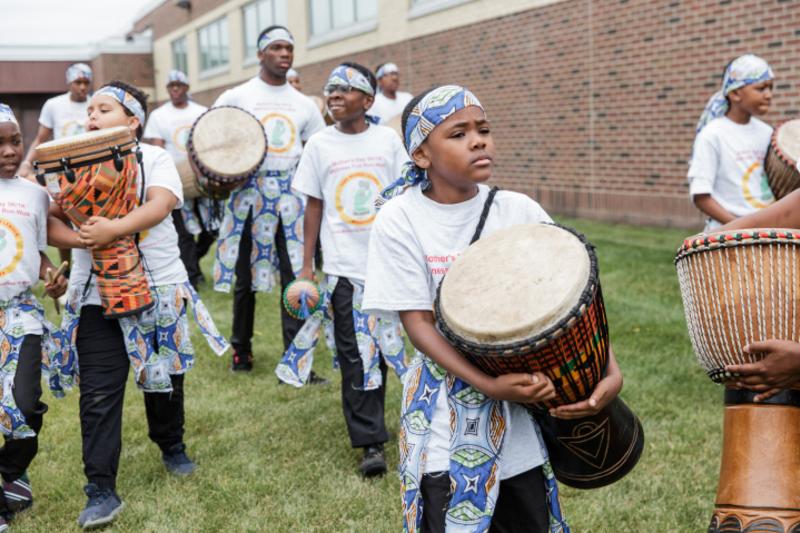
[421,467,550,533]
[77,306,185,491]
[331,278,388,448]
[0,335,47,483]
[231,212,303,353]
[172,209,216,289]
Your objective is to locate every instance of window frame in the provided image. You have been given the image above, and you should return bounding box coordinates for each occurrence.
[407,0,475,20]
[242,0,288,66]
[171,36,188,75]
[197,16,230,78]
[306,0,378,49]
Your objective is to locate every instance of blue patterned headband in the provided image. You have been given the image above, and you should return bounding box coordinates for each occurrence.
[326,65,375,96]
[167,70,189,85]
[0,103,18,125]
[378,85,483,204]
[95,85,146,126]
[375,63,398,80]
[258,28,294,52]
[66,63,92,84]
[696,54,773,133]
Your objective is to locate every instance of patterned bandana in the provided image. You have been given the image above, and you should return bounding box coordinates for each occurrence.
[375,62,399,80]
[378,85,483,203]
[167,70,189,85]
[326,65,375,96]
[66,63,93,84]
[0,103,18,125]
[257,27,294,52]
[95,85,146,126]
[696,54,774,133]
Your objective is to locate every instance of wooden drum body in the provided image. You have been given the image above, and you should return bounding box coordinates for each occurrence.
[34,127,154,317]
[435,223,644,488]
[765,119,800,200]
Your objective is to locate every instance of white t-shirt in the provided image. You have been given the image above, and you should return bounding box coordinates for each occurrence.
[688,116,775,230]
[143,100,208,162]
[362,184,549,478]
[68,143,187,305]
[291,124,409,281]
[39,92,89,139]
[370,91,413,124]
[0,177,49,334]
[213,78,326,172]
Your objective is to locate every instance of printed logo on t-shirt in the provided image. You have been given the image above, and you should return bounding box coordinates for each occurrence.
[0,219,24,278]
[335,172,382,226]
[172,125,192,153]
[741,160,774,209]
[260,113,296,154]
[60,120,85,138]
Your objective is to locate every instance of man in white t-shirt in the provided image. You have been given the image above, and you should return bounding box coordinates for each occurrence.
[143,70,215,289]
[283,63,408,477]
[212,25,326,372]
[369,63,413,125]
[20,63,93,178]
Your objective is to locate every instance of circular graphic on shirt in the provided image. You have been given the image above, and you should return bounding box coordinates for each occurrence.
[741,161,775,209]
[260,113,296,154]
[335,172,382,226]
[172,125,192,153]
[60,120,85,138]
[0,219,24,279]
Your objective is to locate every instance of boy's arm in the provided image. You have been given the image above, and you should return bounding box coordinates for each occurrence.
[726,340,800,401]
[77,187,177,249]
[693,194,735,226]
[400,309,556,404]
[720,189,800,231]
[300,197,322,280]
[48,214,83,249]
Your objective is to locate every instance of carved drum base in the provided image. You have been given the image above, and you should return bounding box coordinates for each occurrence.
[708,508,800,533]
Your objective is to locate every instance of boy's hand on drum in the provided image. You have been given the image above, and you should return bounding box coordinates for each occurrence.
[725,340,800,401]
[78,216,119,249]
[550,346,623,419]
[488,372,556,404]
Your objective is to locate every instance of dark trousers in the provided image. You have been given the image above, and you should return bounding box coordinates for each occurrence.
[77,306,185,491]
[421,467,550,533]
[0,335,47,482]
[231,212,303,353]
[172,209,216,289]
[331,278,388,448]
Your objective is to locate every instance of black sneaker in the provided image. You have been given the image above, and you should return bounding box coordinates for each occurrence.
[307,370,330,386]
[162,443,197,477]
[360,444,387,478]
[231,349,253,372]
[77,484,125,530]
[2,472,32,513]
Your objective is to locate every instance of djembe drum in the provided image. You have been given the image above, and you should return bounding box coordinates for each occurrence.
[675,230,800,532]
[765,119,800,200]
[186,106,267,198]
[435,223,644,489]
[35,126,154,318]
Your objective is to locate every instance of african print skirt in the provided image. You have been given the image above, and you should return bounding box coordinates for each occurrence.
[50,281,229,394]
[276,275,407,389]
[181,197,224,236]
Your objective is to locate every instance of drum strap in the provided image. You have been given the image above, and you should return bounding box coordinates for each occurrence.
[469,186,500,244]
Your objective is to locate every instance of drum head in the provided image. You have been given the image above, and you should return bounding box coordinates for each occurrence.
[439,223,591,345]
[35,126,134,163]
[190,107,267,178]
[775,119,800,165]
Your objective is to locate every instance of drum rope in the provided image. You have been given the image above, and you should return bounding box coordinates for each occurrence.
[709,250,733,369]
[699,251,725,370]
[769,243,778,342]
[676,265,703,368]
[683,259,711,372]
[754,242,766,344]
[793,245,797,342]
[717,247,741,368]
[734,246,753,361]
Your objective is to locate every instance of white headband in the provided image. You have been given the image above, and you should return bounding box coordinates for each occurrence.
[258,28,294,51]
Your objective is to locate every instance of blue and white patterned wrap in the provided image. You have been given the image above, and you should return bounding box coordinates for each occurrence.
[213,169,304,293]
[376,62,399,80]
[50,281,229,394]
[168,70,189,85]
[696,54,774,134]
[0,291,60,439]
[66,63,92,84]
[327,65,375,97]
[95,85,146,127]
[0,103,18,125]
[379,85,482,203]
[258,27,294,52]
[276,275,407,388]
[181,197,224,236]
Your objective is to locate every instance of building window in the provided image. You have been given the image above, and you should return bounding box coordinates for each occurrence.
[198,17,229,75]
[408,0,474,19]
[171,36,188,74]
[242,0,288,62]
[309,0,377,37]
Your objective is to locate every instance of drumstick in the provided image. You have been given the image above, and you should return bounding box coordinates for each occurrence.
[45,261,69,314]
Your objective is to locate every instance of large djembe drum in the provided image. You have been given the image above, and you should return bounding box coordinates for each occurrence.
[35,127,153,317]
[676,230,800,532]
[435,223,644,489]
[185,106,267,198]
[765,119,800,200]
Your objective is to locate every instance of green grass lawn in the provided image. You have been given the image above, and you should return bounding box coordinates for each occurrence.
[16,217,722,532]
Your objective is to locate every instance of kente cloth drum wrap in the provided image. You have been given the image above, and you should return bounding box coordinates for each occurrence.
[186,106,267,198]
[765,119,800,200]
[35,126,154,318]
[675,229,800,382]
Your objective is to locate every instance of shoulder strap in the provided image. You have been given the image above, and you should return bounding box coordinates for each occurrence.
[469,186,500,244]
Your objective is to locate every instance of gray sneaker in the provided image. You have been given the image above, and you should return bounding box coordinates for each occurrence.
[77,484,125,530]
[162,443,197,477]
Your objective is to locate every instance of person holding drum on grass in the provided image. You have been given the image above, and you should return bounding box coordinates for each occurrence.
[143,70,218,289]
[688,54,776,231]
[362,85,623,533]
[44,81,228,530]
[0,104,67,532]
[212,25,326,373]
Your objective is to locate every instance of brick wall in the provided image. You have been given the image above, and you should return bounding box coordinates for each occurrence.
[190,0,800,228]
[133,0,224,40]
